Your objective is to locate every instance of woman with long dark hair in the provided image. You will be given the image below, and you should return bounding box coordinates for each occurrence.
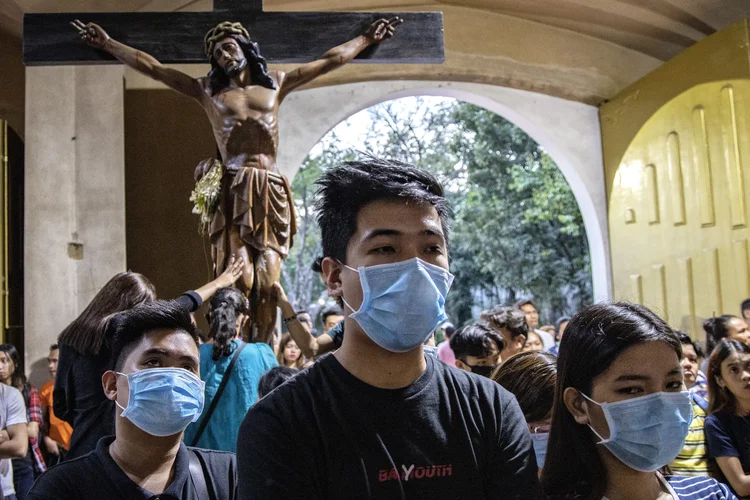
[542,302,733,500]
[0,344,44,500]
[183,287,277,452]
[704,339,750,496]
[277,333,309,369]
[54,259,243,459]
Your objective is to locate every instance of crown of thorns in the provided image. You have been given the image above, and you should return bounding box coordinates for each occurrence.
[204,21,251,58]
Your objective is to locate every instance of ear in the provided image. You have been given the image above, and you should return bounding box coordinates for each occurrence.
[715,374,726,389]
[102,370,119,402]
[455,359,471,372]
[516,334,527,349]
[321,257,344,298]
[563,387,590,425]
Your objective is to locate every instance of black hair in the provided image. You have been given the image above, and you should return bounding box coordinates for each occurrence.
[675,330,704,359]
[315,158,452,264]
[555,317,570,334]
[542,302,681,500]
[480,306,529,340]
[311,256,323,274]
[515,299,537,311]
[296,310,311,320]
[49,344,59,351]
[742,299,750,314]
[321,305,344,323]
[703,315,739,354]
[208,35,276,95]
[443,323,456,339]
[207,288,249,361]
[449,323,505,361]
[57,271,156,356]
[708,339,750,415]
[108,300,200,371]
[0,344,25,392]
[258,366,298,398]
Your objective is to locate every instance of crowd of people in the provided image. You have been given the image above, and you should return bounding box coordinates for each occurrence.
[0,158,746,499]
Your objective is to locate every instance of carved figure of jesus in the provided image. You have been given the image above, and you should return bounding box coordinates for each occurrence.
[72,17,400,342]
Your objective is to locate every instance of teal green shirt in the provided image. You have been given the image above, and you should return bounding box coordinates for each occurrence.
[184,340,278,452]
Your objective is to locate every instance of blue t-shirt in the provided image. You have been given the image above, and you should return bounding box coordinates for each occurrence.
[665,475,736,499]
[184,340,278,453]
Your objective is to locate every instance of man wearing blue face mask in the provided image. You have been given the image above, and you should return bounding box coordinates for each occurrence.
[28,301,237,500]
[237,158,542,499]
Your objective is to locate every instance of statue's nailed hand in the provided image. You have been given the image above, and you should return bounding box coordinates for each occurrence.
[365,17,403,43]
[70,20,110,49]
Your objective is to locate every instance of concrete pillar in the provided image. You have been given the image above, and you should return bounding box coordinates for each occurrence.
[25,66,126,387]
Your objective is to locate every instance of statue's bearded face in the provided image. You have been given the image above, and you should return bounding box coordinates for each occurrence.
[212,37,248,76]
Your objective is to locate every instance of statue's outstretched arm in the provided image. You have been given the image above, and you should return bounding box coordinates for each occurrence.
[71,20,203,100]
[278,17,402,101]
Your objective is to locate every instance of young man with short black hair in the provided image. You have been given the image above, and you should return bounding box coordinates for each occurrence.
[28,301,237,500]
[450,323,504,377]
[480,305,529,360]
[238,158,542,499]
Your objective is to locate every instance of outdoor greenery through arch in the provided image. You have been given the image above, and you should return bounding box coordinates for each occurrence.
[281,97,592,330]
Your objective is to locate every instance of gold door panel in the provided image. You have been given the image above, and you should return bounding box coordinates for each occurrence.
[608,79,750,337]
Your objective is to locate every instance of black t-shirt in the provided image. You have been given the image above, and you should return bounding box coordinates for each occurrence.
[27,436,237,500]
[237,354,543,499]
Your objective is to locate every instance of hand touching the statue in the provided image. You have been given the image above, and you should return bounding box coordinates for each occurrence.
[71,20,110,49]
[365,17,403,43]
[215,255,245,289]
[272,282,290,306]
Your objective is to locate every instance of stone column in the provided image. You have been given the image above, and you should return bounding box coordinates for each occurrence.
[25,66,126,387]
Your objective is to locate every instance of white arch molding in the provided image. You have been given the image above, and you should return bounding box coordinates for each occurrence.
[277,81,612,302]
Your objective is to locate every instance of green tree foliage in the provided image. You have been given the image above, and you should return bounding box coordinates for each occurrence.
[283,97,592,327]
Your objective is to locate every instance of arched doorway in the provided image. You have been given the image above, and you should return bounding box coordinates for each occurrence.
[278,81,610,304]
[281,95,596,328]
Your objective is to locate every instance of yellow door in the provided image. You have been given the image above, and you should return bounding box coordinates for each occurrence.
[602,20,750,339]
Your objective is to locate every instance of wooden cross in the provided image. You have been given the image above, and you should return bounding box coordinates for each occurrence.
[23,0,444,66]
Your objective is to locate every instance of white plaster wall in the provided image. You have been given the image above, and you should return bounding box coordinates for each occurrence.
[277,81,612,303]
[24,66,126,387]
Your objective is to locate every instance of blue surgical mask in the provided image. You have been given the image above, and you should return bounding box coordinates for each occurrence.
[342,258,454,353]
[581,391,693,472]
[531,430,548,467]
[116,368,205,437]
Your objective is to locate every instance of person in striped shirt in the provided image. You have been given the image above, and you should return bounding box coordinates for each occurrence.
[670,331,716,477]
[542,303,735,500]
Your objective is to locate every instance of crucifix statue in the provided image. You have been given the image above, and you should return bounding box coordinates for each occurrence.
[70,16,401,343]
[23,1,444,344]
